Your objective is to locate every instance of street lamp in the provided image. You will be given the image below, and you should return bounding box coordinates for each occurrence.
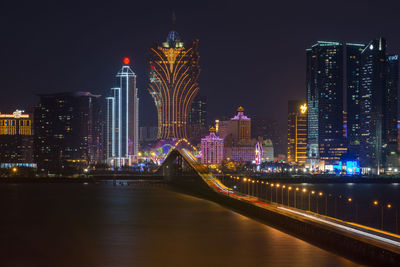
[302,188,307,210]
[386,203,399,234]
[308,190,315,211]
[347,197,357,222]
[373,200,384,230]
[281,185,286,204]
[276,184,280,203]
[288,186,292,207]
[317,192,328,215]
[270,183,274,202]
[386,204,398,234]
[294,187,299,208]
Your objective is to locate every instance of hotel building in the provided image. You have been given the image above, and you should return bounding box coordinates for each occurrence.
[148,25,200,139]
[201,127,224,164]
[0,110,34,168]
[105,58,139,166]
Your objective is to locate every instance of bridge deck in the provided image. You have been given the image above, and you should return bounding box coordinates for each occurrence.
[163,149,400,255]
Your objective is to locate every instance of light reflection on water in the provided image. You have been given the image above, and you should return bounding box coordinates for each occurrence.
[0,183,359,266]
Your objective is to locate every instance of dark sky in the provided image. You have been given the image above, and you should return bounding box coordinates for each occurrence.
[1,0,400,130]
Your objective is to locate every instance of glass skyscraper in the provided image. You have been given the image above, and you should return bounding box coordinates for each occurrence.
[384,55,399,161]
[359,38,386,173]
[106,58,139,167]
[34,92,102,173]
[306,41,346,166]
[359,38,399,174]
[189,95,207,127]
[346,43,365,160]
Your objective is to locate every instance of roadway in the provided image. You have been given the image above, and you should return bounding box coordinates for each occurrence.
[179,149,400,255]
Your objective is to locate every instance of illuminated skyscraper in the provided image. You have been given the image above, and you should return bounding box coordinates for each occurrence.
[346,43,365,160]
[383,55,399,164]
[34,92,102,173]
[287,101,307,164]
[229,106,251,144]
[106,58,139,166]
[306,41,346,165]
[188,95,207,143]
[148,22,200,139]
[359,38,398,173]
[189,95,207,126]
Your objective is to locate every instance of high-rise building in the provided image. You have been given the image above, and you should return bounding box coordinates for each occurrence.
[359,38,398,173]
[346,43,365,159]
[0,110,34,168]
[34,92,102,173]
[306,41,346,165]
[287,101,307,165]
[148,22,200,140]
[139,126,158,142]
[384,55,399,164]
[251,116,285,157]
[228,106,251,144]
[105,58,139,166]
[189,95,207,126]
[222,107,256,162]
[201,127,224,164]
[187,95,207,144]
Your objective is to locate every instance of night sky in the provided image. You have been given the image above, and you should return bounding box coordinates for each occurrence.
[1,0,400,131]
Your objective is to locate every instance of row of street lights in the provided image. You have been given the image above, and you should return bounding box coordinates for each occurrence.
[372,200,398,231]
[225,175,399,234]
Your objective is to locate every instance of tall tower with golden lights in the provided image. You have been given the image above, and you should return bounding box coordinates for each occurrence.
[148,15,200,139]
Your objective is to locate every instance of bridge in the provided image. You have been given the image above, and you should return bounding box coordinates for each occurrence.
[158,149,400,265]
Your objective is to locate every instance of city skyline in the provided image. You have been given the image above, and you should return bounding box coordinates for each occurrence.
[2,3,400,266]
[2,1,400,132]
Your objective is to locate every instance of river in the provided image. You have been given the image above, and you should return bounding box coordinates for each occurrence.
[0,182,360,266]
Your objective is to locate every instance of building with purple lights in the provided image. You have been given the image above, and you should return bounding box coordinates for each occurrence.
[201,127,223,164]
[228,106,251,144]
[221,107,257,162]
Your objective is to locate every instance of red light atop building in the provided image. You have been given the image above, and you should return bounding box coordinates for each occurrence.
[123,57,130,65]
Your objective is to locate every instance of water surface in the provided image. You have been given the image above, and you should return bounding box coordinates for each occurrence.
[0,183,359,266]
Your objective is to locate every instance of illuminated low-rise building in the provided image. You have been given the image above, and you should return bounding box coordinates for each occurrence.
[201,127,223,164]
[262,139,274,162]
[287,101,307,165]
[224,146,255,162]
[252,116,285,158]
[0,110,34,166]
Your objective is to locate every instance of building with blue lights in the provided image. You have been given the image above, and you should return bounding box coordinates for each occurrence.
[105,58,139,167]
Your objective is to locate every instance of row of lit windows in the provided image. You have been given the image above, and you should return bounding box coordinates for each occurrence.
[0,119,30,126]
